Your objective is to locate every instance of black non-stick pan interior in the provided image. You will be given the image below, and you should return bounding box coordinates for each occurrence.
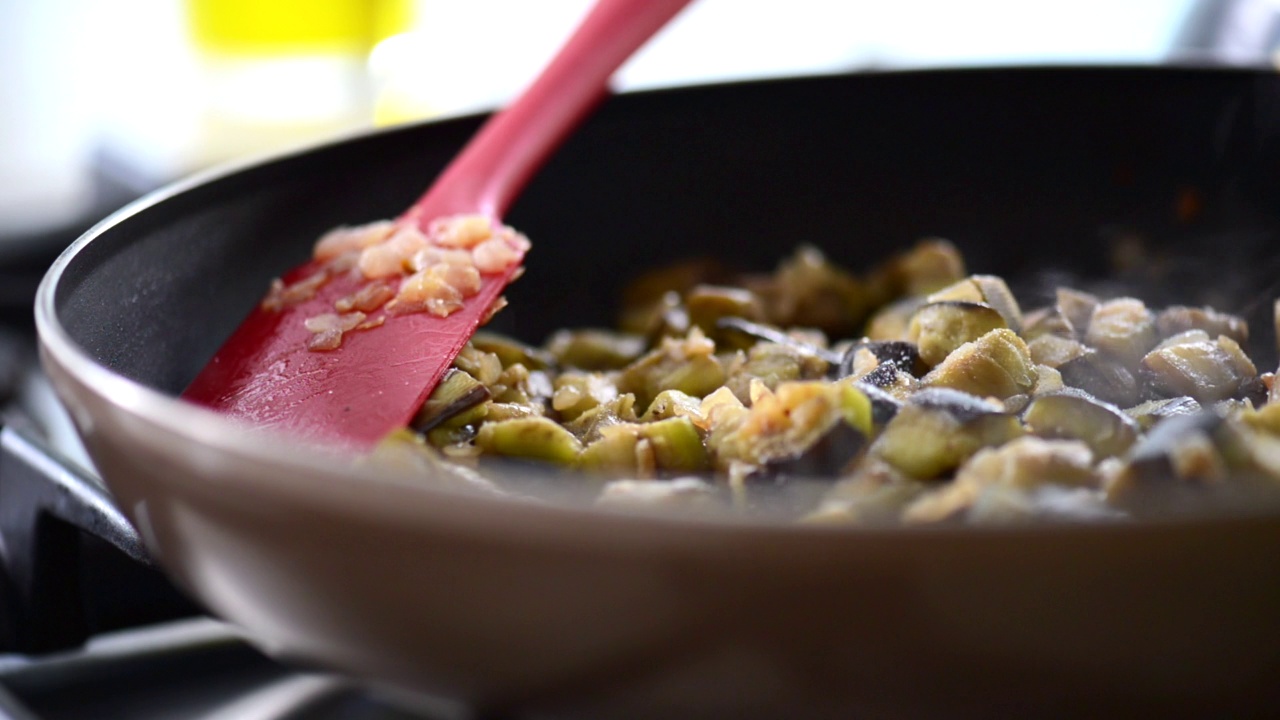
[52,66,1280,395]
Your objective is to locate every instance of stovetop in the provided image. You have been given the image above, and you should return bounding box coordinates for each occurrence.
[0,619,467,720]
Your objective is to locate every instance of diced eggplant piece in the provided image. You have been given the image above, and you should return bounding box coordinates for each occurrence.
[1155,305,1248,344]
[617,329,727,409]
[686,283,764,327]
[1027,334,1088,369]
[546,329,647,370]
[1106,412,1226,514]
[804,461,927,525]
[1141,334,1257,404]
[641,388,704,423]
[892,238,967,296]
[715,381,871,470]
[1024,389,1139,459]
[476,416,584,464]
[903,437,1099,524]
[1021,306,1076,342]
[865,297,924,342]
[874,388,1024,479]
[1031,364,1064,395]
[1056,288,1099,339]
[758,245,870,336]
[640,416,710,473]
[371,430,500,494]
[723,341,828,402]
[551,371,619,422]
[716,317,840,363]
[472,331,555,370]
[1058,351,1139,408]
[837,340,923,379]
[1085,297,1159,367]
[1151,329,1210,352]
[928,275,1023,332]
[620,290,690,341]
[577,424,642,475]
[853,382,903,426]
[763,418,867,478]
[413,368,491,432]
[908,301,1007,367]
[564,394,639,443]
[1125,396,1202,430]
[921,328,1037,400]
[857,362,907,389]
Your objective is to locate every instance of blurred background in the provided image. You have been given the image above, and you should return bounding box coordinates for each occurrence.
[2,0,1279,256]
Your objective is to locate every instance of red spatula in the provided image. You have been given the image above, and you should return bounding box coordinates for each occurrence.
[183,0,693,449]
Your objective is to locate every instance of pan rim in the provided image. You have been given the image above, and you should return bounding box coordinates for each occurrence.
[34,63,1280,542]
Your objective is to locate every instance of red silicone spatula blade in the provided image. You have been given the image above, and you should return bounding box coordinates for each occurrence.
[182,0,691,449]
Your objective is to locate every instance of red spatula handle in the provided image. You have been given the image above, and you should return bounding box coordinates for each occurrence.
[403,0,693,226]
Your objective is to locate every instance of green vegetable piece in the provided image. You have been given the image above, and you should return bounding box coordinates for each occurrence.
[472,331,553,370]
[836,382,874,437]
[639,416,709,473]
[657,354,727,399]
[875,391,1023,479]
[686,285,765,339]
[641,389,703,422]
[476,416,583,464]
[412,369,490,432]
[547,329,647,370]
[578,426,641,474]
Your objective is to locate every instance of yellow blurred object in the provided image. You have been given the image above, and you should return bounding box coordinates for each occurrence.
[182,0,415,168]
[188,0,414,55]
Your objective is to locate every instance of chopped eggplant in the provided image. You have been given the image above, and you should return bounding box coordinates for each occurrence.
[908,300,1007,367]
[1027,334,1088,368]
[928,275,1023,331]
[865,297,924,342]
[412,368,491,433]
[1106,412,1226,514]
[1056,288,1099,339]
[476,416,584,465]
[920,328,1037,400]
[874,388,1023,479]
[1085,297,1159,367]
[889,238,967,296]
[903,436,1099,524]
[805,461,927,525]
[1155,305,1248,344]
[1125,396,1202,430]
[1021,306,1075,341]
[547,329,647,370]
[686,285,766,339]
[1058,351,1139,408]
[837,340,923,379]
[1024,389,1139,458]
[716,316,841,363]
[1141,334,1257,404]
[471,331,555,370]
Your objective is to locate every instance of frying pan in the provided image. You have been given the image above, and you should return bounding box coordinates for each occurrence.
[35,67,1280,717]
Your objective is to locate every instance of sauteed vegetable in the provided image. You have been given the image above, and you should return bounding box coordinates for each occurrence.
[372,233,1280,524]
